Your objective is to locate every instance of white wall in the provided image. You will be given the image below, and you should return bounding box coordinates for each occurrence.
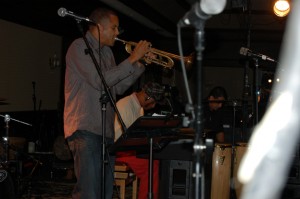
[0,19,62,112]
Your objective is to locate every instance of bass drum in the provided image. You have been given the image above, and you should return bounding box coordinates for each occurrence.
[211,143,232,199]
[53,136,72,161]
[233,142,248,199]
[0,169,16,199]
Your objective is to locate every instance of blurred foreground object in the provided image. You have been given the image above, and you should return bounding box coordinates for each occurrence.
[238,1,300,199]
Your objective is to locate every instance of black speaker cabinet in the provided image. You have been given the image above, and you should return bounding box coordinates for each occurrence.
[160,160,194,199]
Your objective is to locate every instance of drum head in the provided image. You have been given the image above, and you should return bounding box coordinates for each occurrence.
[53,136,72,161]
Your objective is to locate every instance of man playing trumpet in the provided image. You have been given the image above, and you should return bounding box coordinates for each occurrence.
[64,6,154,199]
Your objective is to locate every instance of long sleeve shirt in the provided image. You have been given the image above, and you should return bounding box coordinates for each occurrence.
[64,31,145,139]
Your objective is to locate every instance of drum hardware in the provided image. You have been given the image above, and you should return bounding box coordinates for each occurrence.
[0,114,34,198]
[0,141,43,198]
[0,114,32,163]
[0,168,8,182]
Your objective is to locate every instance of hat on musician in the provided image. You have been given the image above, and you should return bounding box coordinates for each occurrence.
[143,82,165,103]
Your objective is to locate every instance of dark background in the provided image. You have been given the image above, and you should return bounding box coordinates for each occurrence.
[0,0,287,150]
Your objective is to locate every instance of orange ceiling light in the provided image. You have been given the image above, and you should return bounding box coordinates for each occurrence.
[273,0,290,17]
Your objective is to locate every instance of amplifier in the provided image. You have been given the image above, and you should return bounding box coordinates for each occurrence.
[160,160,194,199]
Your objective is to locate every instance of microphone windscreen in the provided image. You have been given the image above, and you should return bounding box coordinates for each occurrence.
[240,47,248,56]
[57,8,67,17]
[200,0,227,15]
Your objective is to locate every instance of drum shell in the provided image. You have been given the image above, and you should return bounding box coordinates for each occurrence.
[233,143,248,199]
[211,143,232,199]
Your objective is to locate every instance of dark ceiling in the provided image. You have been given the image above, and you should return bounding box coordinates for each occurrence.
[0,0,288,68]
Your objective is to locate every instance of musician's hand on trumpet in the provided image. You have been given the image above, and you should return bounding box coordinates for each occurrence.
[116,37,194,69]
[127,40,153,64]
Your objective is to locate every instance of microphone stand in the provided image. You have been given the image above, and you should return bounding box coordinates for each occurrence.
[31,81,40,150]
[253,58,259,125]
[177,6,213,198]
[193,23,206,199]
[3,114,10,163]
[229,101,237,199]
[242,61,251,140]
[75,20,127,198]
[100,91,109,199]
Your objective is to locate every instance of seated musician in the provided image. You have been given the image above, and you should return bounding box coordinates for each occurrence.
[203,86,228,143]
[203,86,228,199]
[114,81,165,199]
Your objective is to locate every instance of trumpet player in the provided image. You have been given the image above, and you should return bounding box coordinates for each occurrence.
[64,7,154,199]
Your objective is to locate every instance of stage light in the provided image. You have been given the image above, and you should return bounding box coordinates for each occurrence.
[273,0,290,17]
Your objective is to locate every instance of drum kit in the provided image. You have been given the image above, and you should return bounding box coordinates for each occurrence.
[0,104,74,198]
[0,112,37,198]
[0,110,68,198]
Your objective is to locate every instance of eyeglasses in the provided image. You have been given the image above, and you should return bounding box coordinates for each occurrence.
[145,96,152,101]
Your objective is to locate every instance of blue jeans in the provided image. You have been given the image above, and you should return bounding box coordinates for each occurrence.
[67,130,115,199]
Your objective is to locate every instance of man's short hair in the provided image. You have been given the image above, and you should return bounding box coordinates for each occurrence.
[89,7,117,25]
[209,86,228,100]
[143,82,165,102]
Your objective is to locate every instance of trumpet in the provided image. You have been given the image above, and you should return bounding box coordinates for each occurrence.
[115,38,193,69]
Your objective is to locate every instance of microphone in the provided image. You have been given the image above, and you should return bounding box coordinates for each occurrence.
[240,47,277,63]
[178,0,227,27]
[57,7,96,24]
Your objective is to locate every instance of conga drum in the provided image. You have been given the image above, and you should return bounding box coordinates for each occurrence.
[53,135,72,161]
[233,142,248,199]
[52,136,74,180]
[211,143,232,199]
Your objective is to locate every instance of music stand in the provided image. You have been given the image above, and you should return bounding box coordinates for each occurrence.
[110,116,183,199]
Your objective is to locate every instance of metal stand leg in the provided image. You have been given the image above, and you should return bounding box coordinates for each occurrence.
[147,137,153,199]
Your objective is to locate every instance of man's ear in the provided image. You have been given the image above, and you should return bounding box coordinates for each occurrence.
[97,23,103,32]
